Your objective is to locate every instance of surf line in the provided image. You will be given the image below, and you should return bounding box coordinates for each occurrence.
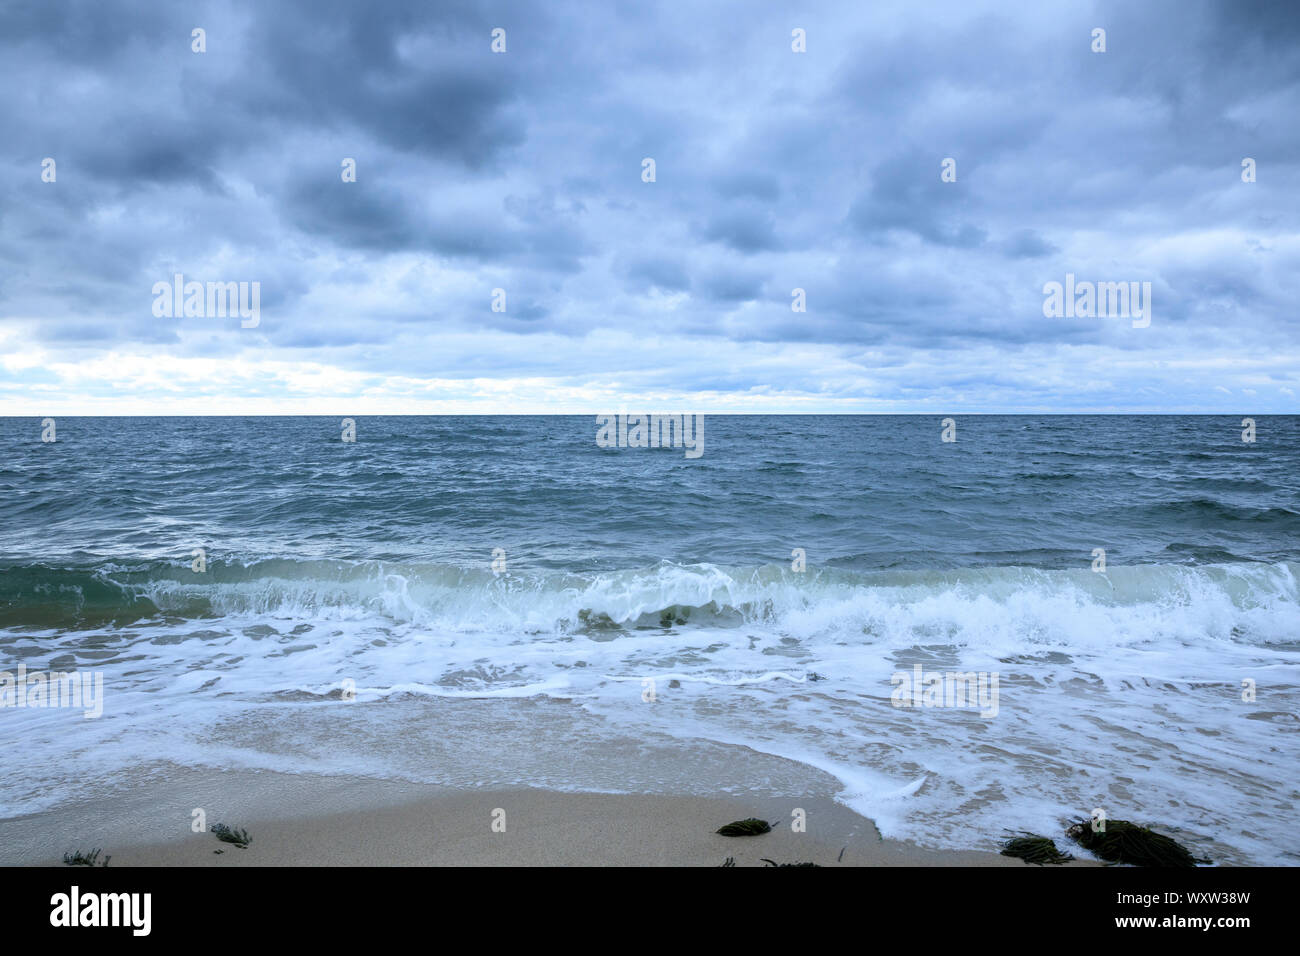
[595,413,704,459]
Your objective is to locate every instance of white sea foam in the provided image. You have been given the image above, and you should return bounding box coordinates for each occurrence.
[1,559,1297,863]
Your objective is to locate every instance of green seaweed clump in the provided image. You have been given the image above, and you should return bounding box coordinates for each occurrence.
[211,823,252,849]
[63,848,110,867]
[999,834,1073,865]
[1066,819,1209,867]
[716,818,772,837]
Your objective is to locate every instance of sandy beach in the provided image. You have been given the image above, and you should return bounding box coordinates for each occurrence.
[1,765,1093,867]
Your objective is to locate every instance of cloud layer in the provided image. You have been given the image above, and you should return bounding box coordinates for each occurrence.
[2,0,1297,413]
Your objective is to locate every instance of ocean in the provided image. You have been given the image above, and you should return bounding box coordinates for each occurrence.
[1,415,1297,863]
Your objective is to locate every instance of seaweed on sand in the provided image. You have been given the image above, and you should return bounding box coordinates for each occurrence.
[63,848,110,867]
[211,823,252,849]
[718,856,821,867]
[1066,819,1209,867]
[716,818,773,837]
[999,833,1073,865]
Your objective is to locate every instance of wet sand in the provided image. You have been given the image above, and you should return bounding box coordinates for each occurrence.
[1,766,1091,866]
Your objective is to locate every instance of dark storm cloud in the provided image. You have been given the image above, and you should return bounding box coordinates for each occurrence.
[999,230,1057,260]
[848,152,988,249]
[0,0,1297,411]
[697,202,784,253]
[620,255,691,293]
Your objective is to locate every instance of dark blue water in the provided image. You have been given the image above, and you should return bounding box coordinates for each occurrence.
[2,415,1296,575]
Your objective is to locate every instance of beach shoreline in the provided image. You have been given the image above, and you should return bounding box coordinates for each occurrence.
[1,765,1090,867]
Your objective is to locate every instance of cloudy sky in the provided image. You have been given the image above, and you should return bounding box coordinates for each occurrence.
[1,0,1297,414]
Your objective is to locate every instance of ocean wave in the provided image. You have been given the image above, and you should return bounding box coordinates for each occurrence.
[1138,498,1300,524]
[2,557,1296,642]
[2,555,1297,863]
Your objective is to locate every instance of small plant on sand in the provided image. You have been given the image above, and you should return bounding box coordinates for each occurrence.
[999,833,1073,865]
[1065,819,1209,867]
[761,858,820,867]
[211,823,252,849]
[63,848,110,867]
[716,818,773,837]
